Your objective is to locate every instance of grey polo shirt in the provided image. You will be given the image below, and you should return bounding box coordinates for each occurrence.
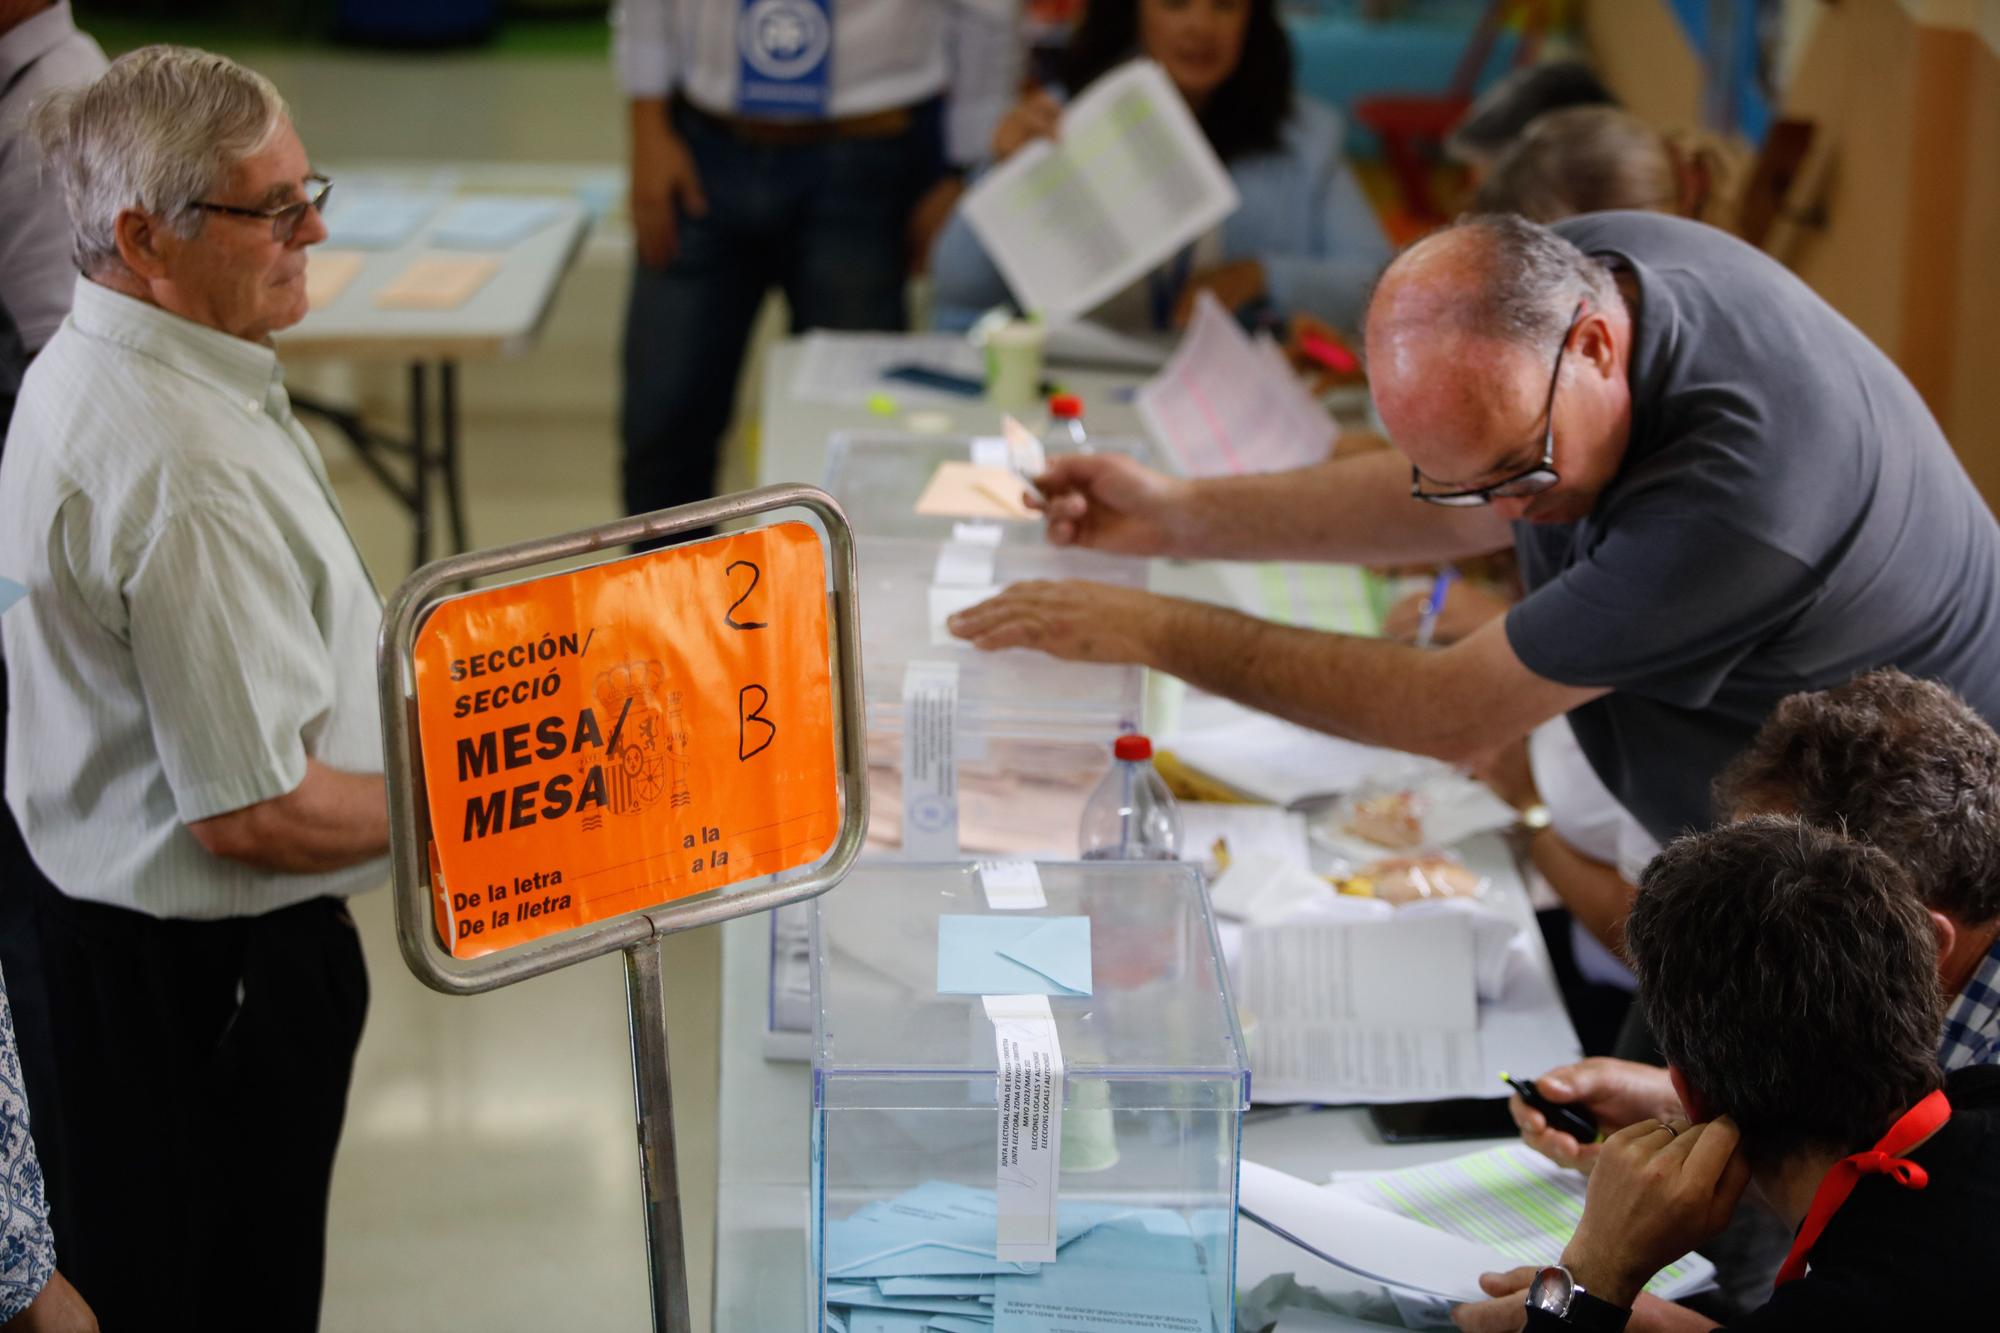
[1506,212,2000,843]
[0,2,107,354]
[0,278,387,919]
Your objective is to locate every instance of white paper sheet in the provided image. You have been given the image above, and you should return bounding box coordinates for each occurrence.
[791,331,985,408]
[1331,1144,1718,1302]
[1239,1161,1514,1304]
[1177,802,1312,872]
[1138,293,1338,477]
[1238,915,1484,1102]
[960,60,1240,324]
[1162,703,1407,806]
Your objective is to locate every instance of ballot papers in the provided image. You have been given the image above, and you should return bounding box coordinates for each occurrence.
[1240,1160,1515,1304]
[1138,293,1338,478]
[960,60,1239,325]
[821,1183,1227,1333]
[1237,914,1483,1103]
[1331,1144,1719,1302]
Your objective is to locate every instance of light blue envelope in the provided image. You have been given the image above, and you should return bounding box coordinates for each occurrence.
[879,1278,996,1298]
[936,916,1092,996]
[429,197,565,249]
[319,190,438,249]
[993,1265,1214,1332]
[0,578,25,617]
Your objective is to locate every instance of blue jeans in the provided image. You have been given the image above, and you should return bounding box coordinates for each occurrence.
[620,100,942,522]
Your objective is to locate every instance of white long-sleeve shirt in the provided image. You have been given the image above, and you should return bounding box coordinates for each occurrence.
[613,0,1018,162]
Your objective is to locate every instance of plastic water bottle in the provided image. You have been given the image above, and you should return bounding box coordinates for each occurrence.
[1079,734,1183,861]
[1043,392,1088,451]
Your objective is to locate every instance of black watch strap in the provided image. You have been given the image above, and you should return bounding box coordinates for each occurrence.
[1562,1289,1634,1333]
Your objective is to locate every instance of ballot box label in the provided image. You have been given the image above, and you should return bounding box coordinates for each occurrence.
[411,523,841,959]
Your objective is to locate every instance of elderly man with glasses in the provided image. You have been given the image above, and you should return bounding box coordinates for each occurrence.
[0,47,382,1330]
[948,210,2000,852]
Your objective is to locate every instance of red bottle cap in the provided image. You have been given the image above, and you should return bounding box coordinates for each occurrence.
[1113,734,1153,761]
[1048,393,1084,419]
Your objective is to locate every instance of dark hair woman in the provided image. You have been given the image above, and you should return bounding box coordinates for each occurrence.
[930,0,1391,337]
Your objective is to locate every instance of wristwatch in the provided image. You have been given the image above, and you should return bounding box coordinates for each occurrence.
[1525,1265,1632,1332]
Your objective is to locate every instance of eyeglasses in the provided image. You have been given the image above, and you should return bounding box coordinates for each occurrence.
[1411,300,1586,508]
[189,174,332,244]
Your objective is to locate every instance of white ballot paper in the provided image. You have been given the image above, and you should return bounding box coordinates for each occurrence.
[983,995,1064,1263]
[1239,1161,1513,1304]
[1139,292,1338,477]
[961,59,1239,325]
[1238,915,1483,1102]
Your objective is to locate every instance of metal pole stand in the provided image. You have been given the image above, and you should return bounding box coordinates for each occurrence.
[625,940,693,1333]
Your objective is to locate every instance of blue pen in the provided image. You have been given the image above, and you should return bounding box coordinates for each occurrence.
[1414,567,1458,649]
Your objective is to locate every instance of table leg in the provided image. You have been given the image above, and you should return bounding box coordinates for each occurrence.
[440,359,470,556]
[409,362,431,570]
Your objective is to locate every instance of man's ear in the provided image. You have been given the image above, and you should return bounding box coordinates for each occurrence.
[112,208,170,281]
[1668,1065,1714,1122]
[1576,308,1619,380]
[1930,910,1958,977]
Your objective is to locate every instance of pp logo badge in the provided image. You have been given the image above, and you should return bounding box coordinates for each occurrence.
[738,0,831,82]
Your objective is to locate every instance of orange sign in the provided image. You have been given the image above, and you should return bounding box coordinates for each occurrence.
[412,523,842,959]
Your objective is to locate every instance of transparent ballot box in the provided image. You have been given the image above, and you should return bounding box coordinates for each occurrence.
[822,429,1161,545]
[811,861,1250,1332]
[854,535,1146,859]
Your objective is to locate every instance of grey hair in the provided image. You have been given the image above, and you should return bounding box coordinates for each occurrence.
[1418,213,1620,352]
[30,45,290,275]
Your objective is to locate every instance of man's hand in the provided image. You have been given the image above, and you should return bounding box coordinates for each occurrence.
[947,580,1165,664]
[629,100,709,269]
[6,1270,98,1333]
[1032,452,1195,556]
[1450,1269,1718,1333]
[1174,259,1266,327]
[1561,1118,1751,1309]
[1510,1059,1682,1175]
[991,88,1062,162]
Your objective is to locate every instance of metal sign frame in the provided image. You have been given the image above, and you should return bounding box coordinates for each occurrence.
[375,483,868,1330]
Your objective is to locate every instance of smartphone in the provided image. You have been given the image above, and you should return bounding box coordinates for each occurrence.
[881,363,985,397]
[1501,1073,1601,1141]
[1369,1098,1519,1143]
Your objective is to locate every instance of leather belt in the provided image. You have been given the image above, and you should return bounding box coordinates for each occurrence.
[679,99,916,147]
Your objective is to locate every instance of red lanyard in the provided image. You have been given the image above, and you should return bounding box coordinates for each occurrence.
[1775,1088,1952,1285]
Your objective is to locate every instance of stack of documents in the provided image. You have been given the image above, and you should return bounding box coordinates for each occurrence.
[823,1182,1226,1332]
[1332,1144,1717,1301]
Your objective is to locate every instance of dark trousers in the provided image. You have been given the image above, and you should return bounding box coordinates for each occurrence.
[620,98,943,526]
[19,880,367,1331]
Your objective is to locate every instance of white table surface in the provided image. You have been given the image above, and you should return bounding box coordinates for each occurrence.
[712,338,1581,1331]
[278,187,589,362]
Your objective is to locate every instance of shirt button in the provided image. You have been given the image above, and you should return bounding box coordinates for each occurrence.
[245,397,259,414]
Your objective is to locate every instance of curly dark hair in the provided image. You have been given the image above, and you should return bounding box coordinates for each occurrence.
[1714,669,2000,925]
[1628,817,1945,1165]
[1060,0,1294,161]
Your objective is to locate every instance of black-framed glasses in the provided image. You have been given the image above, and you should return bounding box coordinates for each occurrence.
[189,174,332,244]
[1411,300,1585,508]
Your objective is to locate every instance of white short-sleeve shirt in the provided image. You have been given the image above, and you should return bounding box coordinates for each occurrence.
[0,279,387,919]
